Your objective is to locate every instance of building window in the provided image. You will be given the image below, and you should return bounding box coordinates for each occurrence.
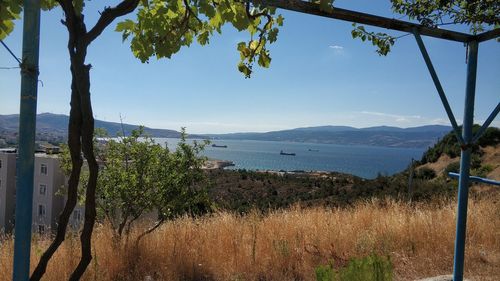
[0,159,2,169]
[38,224,45,235]
[40,164,47,175]
[39,184,47,195]
[38,204,46,217]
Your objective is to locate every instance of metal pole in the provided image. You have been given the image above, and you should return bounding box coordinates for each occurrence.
[412,30,465,146]
[12,0,41,280]
[453,40,478,281]
[471,102,500,143]
[448,172,500,186]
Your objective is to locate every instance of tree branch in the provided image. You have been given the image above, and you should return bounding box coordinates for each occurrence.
[85,0,140,45]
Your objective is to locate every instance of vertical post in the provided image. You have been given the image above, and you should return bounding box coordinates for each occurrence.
[12,0,41,280]
[452,40,478,281]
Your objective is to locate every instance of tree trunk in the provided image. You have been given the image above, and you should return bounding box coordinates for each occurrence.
[69,56,99,281]
[31,16,99,281]
[30,75,83,281]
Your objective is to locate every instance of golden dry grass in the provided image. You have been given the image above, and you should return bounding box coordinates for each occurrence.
[1,196,499,281]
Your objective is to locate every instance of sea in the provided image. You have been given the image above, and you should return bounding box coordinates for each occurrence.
[157,138,426,179]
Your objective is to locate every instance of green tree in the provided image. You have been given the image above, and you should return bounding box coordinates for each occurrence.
[95,127,212,240]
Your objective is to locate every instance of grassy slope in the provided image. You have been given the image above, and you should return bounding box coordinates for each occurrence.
[1,197,499,280]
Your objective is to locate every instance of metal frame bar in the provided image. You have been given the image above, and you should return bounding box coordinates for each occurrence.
[448,172,500,186]
[472,102,500,143]
[453,40,478,281]
[12,0,41,280]
[475,28,500,42]
[253,0,474,42]
[412,30,465,146]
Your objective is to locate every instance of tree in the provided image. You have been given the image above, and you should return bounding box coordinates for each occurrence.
[60,127,212,239]
[1,0,497,280]
[94,127,212,240]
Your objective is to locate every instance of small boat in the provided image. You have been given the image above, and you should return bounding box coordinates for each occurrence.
[280,150,296,156]
[308,149,319,152]
[211,144,228,148]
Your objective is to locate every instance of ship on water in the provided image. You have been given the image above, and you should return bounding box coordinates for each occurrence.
[212,144,228,148]
[280,150,296,156]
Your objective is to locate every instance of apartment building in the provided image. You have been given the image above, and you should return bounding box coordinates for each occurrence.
[0,149,17,233]
[0,148,83,234]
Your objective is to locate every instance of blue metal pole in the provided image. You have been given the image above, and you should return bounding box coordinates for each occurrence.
[453,40,478,281]
[448,172,500,186]
[12,0,41,280]
[471,102,500,144]
[413,29,465,146]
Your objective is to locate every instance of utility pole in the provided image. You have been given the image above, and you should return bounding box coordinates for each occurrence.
[12,0,41,280]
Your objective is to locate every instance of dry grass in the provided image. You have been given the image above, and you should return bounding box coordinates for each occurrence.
[1,196,499,281]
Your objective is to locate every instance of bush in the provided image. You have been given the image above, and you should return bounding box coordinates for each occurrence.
[315,263,336,281]
[315,254,392,281]
[445,161,461,175]
[473,164,494,178]
[415,167,436,180]
[340,254,392,281]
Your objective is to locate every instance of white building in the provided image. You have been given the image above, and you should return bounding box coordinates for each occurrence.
[0,148,83,234]
[0,149,17,233]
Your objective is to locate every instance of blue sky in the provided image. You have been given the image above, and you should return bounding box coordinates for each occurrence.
[1,1,499,133]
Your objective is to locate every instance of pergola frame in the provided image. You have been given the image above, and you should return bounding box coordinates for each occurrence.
[254,1,499,281]
[12,1,498,280]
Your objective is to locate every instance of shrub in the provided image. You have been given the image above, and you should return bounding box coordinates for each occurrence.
[445,161,461,175]
[416,167,436,180]
[340,254,392,281]
[315,254,392,281]
[315,263,336,281]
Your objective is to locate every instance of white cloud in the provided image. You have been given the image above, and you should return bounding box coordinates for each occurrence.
[329,45,344,50]
[360,111,422,121]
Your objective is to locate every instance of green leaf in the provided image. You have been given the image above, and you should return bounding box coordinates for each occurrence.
[197,31,210,45]
[268,28,279,43]
[115,19,135,32]
[258,50,271,68]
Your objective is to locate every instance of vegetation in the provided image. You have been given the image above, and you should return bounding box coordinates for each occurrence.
[1,195,499,280]
[420,126,500,164]
[315,254,392,281]
[60,128,213,240]
[1,0,498,279]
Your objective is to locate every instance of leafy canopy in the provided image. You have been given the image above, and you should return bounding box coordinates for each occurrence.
[115,0,286,77]
[60,127,213,237]
[0,0,288,77]
[391,0,499,33]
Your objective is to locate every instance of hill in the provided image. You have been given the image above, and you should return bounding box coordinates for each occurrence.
[0,113,206,145]
[415,125,500,181]
[209,124,452,148]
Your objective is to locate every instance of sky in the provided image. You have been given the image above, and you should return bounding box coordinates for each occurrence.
[0,1,499,134]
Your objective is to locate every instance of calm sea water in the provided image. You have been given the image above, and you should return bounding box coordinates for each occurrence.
[157,138,425,179]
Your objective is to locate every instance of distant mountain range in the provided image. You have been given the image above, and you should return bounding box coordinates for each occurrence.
[0,113,205,144]
[208,125,453,148]
[0,113,453,148]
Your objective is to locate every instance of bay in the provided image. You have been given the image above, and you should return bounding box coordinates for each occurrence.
[157,138,425,179]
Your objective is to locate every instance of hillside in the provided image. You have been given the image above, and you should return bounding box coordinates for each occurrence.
[0,113,206,145]
[415,125,500,182]
[209,125,452,148]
